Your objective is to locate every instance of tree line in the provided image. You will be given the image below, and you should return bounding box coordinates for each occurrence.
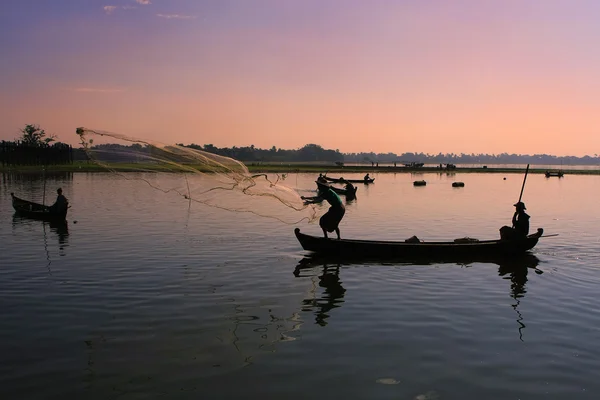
[1,125,73,166]
[86,142,599,165]
[3,124,598,165]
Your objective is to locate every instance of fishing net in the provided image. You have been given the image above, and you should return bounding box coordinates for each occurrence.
[76,128,317,224]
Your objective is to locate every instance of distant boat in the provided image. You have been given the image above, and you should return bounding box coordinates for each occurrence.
[452,182,465,187]
[545,170,564,178]
[323,176,375,184]
[11,193,68,221]
[413,180,426,186]
[404,162,424,168]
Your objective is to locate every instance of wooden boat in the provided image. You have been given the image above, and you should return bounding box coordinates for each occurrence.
[323,176,375,184]
[452,182,465,187]
[545,171,564,178]
[316,181,358,197]
[413,180,427,186]
[11,192,68,221]
[294,227,544,259]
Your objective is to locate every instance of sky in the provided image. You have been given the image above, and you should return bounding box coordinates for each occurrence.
[1,0,599,156]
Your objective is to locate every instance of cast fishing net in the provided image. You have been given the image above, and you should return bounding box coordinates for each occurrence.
[76,128,317,224]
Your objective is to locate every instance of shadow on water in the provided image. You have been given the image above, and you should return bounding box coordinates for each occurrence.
[11,216,70,266]
[294,253,542,339]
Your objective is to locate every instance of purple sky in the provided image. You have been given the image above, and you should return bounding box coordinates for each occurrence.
[1,0,599,155]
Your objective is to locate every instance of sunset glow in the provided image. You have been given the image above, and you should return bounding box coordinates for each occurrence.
[1,1,599,156]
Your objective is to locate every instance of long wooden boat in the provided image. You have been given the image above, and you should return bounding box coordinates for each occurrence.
[316,181,358,197]
[10,193,68,221]
[294,227,544,259]
[545,171,564,178]
[323,176,375,184]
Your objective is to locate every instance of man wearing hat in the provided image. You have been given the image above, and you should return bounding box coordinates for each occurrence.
[499,201,530,240]
[512,201,530,236]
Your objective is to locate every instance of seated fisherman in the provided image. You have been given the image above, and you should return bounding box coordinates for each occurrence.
[48,188,69,214]
[500,201,530,240]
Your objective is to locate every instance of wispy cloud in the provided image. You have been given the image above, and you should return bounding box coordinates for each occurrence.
[135,0,152,4]
[103,5,117,15]
[103,4,137,15]
[156,14,197,20]
[69,87,126,94]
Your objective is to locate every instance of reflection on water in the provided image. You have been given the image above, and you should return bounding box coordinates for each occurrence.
[11,216,70,267]
[497,254,541,341]
[295,254,543,337]
[296,261,346,326]
[4,172,600,399]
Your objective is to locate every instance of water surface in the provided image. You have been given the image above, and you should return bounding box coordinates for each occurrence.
[1,171,599,399]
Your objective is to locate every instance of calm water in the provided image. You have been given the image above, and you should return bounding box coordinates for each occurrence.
[1,171,600,399]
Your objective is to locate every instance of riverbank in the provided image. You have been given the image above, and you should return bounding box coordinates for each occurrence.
[1,162,599,175]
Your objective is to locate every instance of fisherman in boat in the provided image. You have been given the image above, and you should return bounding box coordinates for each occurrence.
[364,173,370,182]
[512,201,530,236]
[317,173,328,184]
[48,188,68,214]
[341,179,355,194]
[319,186,345,240]
[500,201,530,240]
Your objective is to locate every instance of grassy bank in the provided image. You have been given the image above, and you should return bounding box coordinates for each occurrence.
[1,161,599,175]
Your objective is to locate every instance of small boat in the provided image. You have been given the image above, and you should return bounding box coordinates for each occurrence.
[545,171,564,178]
[316,181,358,197]
[404,162,424,168]
[452,182,465,187]
[11,193,68,221]
[323,176,375,184]
[413,180,427,186]
[294,228,544,259]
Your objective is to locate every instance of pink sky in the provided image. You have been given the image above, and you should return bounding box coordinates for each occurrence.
[1,1,599,156]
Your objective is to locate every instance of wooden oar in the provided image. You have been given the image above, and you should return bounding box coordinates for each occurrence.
[518,163,530,203]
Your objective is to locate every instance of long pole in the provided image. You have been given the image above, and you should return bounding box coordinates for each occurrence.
[42,166,47,205]
[518,164,530,203]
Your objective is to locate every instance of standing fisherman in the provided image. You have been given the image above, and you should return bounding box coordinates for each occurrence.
[319,187,345,239]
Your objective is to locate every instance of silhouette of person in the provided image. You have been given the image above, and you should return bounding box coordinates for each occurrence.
[319,187,345,239]
[500,201,530,240]
[364,173,370,182]
[512,201,530,236]
[48,188,68,214]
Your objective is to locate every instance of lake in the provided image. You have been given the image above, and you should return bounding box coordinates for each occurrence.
[1,170,599,399]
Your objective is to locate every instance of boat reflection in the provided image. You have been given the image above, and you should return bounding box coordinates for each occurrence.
[294,254,541,338]
[11,215,70,256]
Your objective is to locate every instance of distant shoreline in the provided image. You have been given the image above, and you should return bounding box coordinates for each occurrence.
[1,162,599,175]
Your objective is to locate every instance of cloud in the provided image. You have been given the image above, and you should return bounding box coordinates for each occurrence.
[103,4,137,14]
[156,14,197,20]
[103,5,117,15]
[135,0,152,4]
[70,87,126,94]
